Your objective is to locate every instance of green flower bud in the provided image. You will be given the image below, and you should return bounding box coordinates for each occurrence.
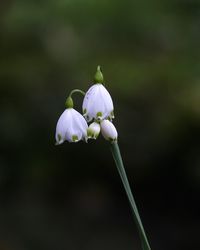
[87,122,101,139]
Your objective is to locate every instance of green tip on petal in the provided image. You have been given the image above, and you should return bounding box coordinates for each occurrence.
[96,112,102,118]
[87,128,92,138]
[55,134,63,145]
[94,65,104,83]
[72,135,78,142]
[57,134,62,141]
[94,134,98,139]
[110,110,114,118]
[65,96,74,108]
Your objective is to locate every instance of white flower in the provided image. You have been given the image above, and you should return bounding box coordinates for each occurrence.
[55,108,88,144]
[101,120,118,142]
[87,122,101,139]
[82,84,114,122]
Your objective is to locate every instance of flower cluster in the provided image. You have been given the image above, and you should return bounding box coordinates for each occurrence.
[55,66,118,144]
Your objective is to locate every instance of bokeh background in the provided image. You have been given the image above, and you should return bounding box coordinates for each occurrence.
[0,0,200,249]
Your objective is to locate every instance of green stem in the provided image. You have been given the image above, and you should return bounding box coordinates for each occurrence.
[110,141,151,250]
[69,89,85,97]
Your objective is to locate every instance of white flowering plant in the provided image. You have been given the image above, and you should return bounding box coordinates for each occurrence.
[55,66,151,250]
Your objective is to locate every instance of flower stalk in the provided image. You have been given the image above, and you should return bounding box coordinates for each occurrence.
[69,89,86,97]
[110,141,151,250]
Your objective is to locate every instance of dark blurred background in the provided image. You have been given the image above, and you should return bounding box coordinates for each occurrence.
[0,0,200,249]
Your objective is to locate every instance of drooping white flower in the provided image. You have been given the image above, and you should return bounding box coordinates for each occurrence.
[82,84,114,122]
[55,108,88,144]
[100,120,118,142]
[87,122,101,139]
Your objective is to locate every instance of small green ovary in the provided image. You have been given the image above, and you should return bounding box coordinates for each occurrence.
[65,96,74,108]
[94,66,104,84]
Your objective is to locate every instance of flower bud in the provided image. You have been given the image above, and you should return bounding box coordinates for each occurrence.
[100,120,118,142]
[87,122,101,139]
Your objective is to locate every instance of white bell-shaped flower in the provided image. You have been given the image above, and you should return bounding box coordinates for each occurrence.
[82,84,114,122]
[87,122,101,139]
[101,120,118,142]
[55,108,88,144]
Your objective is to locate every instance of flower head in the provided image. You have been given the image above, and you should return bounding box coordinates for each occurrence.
[82,66,114,122]
[100,120,118,142]
[87,122,101,139]
[55,108,88,144]
[82,84,114,122]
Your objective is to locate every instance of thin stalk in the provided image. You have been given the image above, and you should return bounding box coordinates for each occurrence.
[69,89,85,97]
[110,141,151,250]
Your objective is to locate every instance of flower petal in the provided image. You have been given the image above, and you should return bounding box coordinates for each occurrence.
[55,109,71,144]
